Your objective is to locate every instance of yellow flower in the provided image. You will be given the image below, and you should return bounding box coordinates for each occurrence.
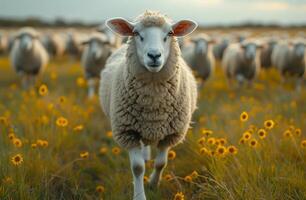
[73,125,84,132]
[294,128,301,136]
[201,128,213,136]
[249,139,258,148]
[197,137,206,146]
[216,145,227,156]
[41,140,48,148]
[207,137,216,145]
[106,131,112,138]
[143,176,149,183]
[243,131,252,140]
[112,147,121,155]
[191,170,199,179]
[258,129,267,139]
[56,117,68,127]
[174,192,185,200]
[59,96,67,104]
[199,147,209,155]
[13,138,22,147]
[2,176,13,184]
[38,84,48,96]
[264,120,275,130]
[218,138,227,145]
[227,145,238,154]
[11,154,23,166]
[80,151,89,159]
[184,175,192,182]
[168,150,176,160]
[96,185,105,193]
[239,138,246,144]
[99,147,108,154]
[164,174,173,181]
[76,77,86,87]
[31,143,37,149]
[240,111,248,122]
[8,133,15,140]
[283,130,292,138]
[301,140,306,148]
[37,139,44,147]
[0,116,8,125]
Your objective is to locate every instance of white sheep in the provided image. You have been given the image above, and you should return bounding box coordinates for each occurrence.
[41,32,66,58]
[99,11,198,200]
[0,33,8,55]
[212,37,230,61]
[65,31,85,58]
[182,33,215,81]
[81,32,114,98]
[260,37,277,69]
[10,27,49,88]
[222,40,262,87]
[271,39,306,91]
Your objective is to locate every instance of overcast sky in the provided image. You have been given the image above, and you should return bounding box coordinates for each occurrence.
[1,0,306,25]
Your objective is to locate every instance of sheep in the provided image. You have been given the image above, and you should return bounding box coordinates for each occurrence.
[99,11,198,200]
[213,37,230,60]
[10,27,49,88]
[222,40,262,87]
[260,37,277,68]
[182,33,215,81]
[271,39,306,91]
[81,32,114,98]
[0,33,8,55]
[65,31,85,58]
[41,32,66,58]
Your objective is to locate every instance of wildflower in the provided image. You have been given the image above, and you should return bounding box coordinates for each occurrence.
[240,111,248,122]
[8,133,15,140]
[199,147,209,155]
[31,143,37,149]
[218,138,227,145]
[11,154,23,166]
[96,185,105,193]
[73,125,84,132]
[301,140,306,148]
[106,131,112,138]
[264,120,275,130]
[207,137,216,145]
[294,128,301,136]
[164,174,173,181]
[37,139,44,147]
[227,145,238,154]
[239,138,246,144]
[243,131,252,140]
[184,175,192,182]
[59,96,67,104]
[13,138,22,147]
[2,176,13,184]
[80,151,89,159]
[143,176,149,183]
[56,117,68,127]
[99,147,108,154]
[168,150,176,160]
[283,130,292,138]
[174,192,185,200]
[197,137,206,146]
[76,77,86,87]
[201,128,213,136]
[112,147,121,155]
[41,140,48,147]
[249,139,258,148]
[38,84,48,96]
[258,129,267,139]
[288,125,295,132]
[216,145,227,156]
[191,170,199,179]
[0,116,8,125]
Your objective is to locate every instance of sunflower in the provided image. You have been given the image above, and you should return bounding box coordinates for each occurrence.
[96,185,105,193]
[13,138,22,147]
[301,140,306,148]
[38,84,48,96]
[201,129,213,136]
[164,174,173,181]
[143,176,149,183]
[197,137,206,146]
[199,147,209,155]
[168,150,176,160]
[184,175,192,182]
[258,129,267,139]
[227,145,238,154]
[283,130,292,138]
[218,138,227,145]
[11,154,23,166]
[31,143,37,149]
[174,192,185,200]
[294,128,301,136]
[58,96,67,104]
[249,139,258,148]
[56,117,68,127]
[264,120,275,130]
[112,147,121,155]
[207,137,216,145]
[240,111,248,122]
[243,131,252,140]
[191,170,199,179]
[8,133,15,140]
[80,151,89,159]
[216,145,227,156]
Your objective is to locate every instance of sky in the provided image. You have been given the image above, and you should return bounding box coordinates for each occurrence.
[0,0,306,26]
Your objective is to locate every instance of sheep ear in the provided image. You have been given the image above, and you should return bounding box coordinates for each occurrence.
[172,20,197,37]
[106,18,134,36]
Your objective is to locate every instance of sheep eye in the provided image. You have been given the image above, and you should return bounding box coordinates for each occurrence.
[168,31,174,36]
[133,31,144,41]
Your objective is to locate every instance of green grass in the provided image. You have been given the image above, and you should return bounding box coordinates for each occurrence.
[0,54,305,200]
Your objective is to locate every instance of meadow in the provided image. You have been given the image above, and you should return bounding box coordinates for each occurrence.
[0,35,306,199]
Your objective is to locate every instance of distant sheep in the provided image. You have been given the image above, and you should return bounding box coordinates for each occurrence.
[222,40,262,87]
[41,33,66,58]
[10,27,49,88]
[182,34,215,81]
[65,31,84,58]
[0,33,8,55]
[99,11,197,200]
[260,37,277,68]
[213,37,230,60]
[272,39,306,91]
[81,32,114,98]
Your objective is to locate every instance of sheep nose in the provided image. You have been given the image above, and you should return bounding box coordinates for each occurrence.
[147,51,161,62]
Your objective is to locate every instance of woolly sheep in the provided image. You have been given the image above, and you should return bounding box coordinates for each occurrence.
[213,37,230,60]
[260,37,277,68]
[99,11,198,200]
[65,31,85,58]
[10,27,49,88]
[271,39,306,91]
[222,40,262,87]
[81,32,114,98]
[41,33,66,58]
[182,33,215,81]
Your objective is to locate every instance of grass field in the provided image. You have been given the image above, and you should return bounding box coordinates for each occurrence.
[0,51,305,200]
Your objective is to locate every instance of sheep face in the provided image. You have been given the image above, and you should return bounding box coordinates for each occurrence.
[293,43,306,60]
[106,17,197,73]
[241,43,259,61]
[87,39,108,60]
[18,34,36,52]
[193,39,210,55]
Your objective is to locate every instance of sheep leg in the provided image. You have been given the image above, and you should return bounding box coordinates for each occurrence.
[149,147,169,188]
[129,147,146,200]
[141,145,151,162]
[87,78,96,99]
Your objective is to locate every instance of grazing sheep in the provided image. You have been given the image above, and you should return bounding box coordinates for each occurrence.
[222,40,262,87]
[10,27,49,88]
[65,31,84,58]
[213,37,230,60]
[260,37,277,68]
[81,32,114,98]
[41,33,66,58]
[182,34,215,81]
[271,40,306,91]
[99,11,198,200]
